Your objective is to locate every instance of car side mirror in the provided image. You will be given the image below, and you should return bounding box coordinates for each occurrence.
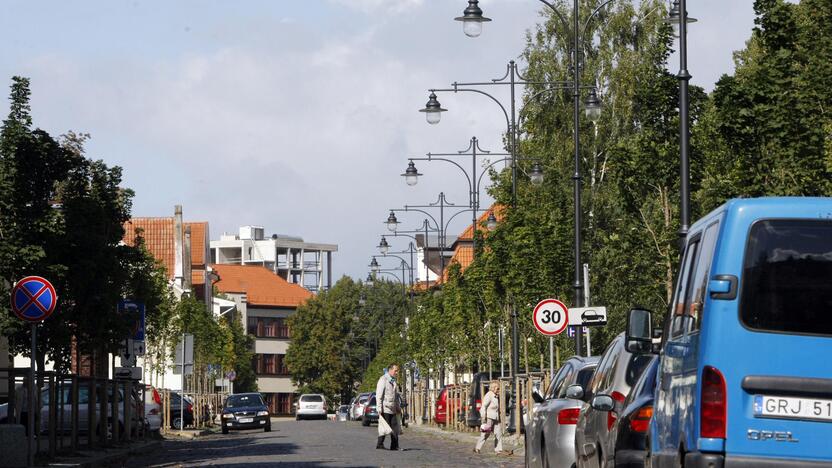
[626,307,654,354]
[591,394,615,412]
[565,384,584,400]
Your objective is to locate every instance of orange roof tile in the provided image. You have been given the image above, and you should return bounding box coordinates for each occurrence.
[211,264,312,308]
[123,218,175,276]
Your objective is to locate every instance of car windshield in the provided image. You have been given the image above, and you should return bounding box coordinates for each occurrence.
[301,395,323,402]
[225,394,264,408]
[625,354,654,387]
[741,219,832,336]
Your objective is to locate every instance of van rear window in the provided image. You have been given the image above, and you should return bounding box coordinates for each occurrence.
[741,219,832,336]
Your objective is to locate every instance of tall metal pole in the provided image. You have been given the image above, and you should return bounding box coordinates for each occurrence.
[572,0,585,357]
[471,137,478,257]
[29,323,36,467]
[678,0,691,244]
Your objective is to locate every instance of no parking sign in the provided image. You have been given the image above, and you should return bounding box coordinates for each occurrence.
[12,276,57,322]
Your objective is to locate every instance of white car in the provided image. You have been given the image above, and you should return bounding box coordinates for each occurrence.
[295,394,327,420]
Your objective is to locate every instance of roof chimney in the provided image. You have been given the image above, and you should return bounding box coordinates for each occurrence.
[174,205,184,287]
[184,225,192,292]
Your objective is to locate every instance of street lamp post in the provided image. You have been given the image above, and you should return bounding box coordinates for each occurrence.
[383,220,437,289]
[666,0,696,245]
[449,0,621,361]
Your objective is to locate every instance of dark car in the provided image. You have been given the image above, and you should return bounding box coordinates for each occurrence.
[221,393,271,434]
[361,393,379,427]
[465,371,501,428]
[168,392,194,430]
[608,356,659,468]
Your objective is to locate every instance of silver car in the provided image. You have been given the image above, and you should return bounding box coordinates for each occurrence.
[350,392,370,421]
[526,356,599,468]
[574,333,653,468]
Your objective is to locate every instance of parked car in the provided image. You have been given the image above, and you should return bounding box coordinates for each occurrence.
[526,356,599,468]
[351,392,371,421]
[602,355,658,468]
[144,385,162,432]
[168,391,194,430]
[221,393,271,434]
[435,384,464,425]
[574,333,652,468]
[336,405,350,422]
[361,393,379,426]
[295,394,327,420]
[625,197,832,467]
[0,381,143,436]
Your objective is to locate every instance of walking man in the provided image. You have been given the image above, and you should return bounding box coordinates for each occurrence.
[375,364,402,451]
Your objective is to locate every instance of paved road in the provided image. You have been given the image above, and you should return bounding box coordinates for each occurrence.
[127,419,523,467]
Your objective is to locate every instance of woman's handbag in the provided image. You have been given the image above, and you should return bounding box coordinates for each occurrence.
[480,420,493,433]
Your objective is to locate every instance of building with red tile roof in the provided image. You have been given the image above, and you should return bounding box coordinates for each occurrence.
[211,264,312,308]
[439,204,505,284]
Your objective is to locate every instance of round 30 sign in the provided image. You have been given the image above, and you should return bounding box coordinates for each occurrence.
[532,299,569,336]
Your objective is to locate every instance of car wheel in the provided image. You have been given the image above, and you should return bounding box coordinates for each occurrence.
[362,418,370,427]
[264,424,271,433]
[222,426,229,435]
[172,417,183,430]
[675,448,685,468]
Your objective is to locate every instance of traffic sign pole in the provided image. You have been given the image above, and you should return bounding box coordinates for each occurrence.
[29,323,35,468]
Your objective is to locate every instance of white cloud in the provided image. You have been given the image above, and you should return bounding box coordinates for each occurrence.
[329,0,424,15]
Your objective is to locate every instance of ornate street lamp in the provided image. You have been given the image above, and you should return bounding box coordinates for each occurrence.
[385,211,400,232]
[486,212,498,231]
[369,257,380,273]
[419,92,447,125]
[402,161,422,186]
[454,0,491,38]
[665,0,697,38]
[378,236,390,255]
[365,272,374,287]
[529,162,544,187]
[584,88,602,122]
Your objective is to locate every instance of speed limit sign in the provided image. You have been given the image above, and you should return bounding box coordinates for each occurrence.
[532,299,569,336]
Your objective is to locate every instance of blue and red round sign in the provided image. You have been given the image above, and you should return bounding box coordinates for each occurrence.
[11,276,57,322]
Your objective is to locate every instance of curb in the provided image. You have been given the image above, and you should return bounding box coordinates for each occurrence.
[408,424,523,456]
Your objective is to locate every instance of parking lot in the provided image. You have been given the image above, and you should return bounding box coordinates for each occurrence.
[126,418,523,467]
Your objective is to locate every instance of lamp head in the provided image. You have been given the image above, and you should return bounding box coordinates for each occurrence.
[454,0,491,38]
[378,236,390,255]
[486,212,498,231]
[584,88,602,122]
[402,161,422,186]
[419,92,447,125]
[529,162,544,186]
[386,211,400,232]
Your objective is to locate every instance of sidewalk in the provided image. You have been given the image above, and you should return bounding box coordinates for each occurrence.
[408,423,524,457]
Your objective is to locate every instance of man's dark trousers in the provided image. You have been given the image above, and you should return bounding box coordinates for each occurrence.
[376,413,399,450]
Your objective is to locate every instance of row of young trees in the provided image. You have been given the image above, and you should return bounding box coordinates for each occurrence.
[0,76,254,391]
[288,0,831,398]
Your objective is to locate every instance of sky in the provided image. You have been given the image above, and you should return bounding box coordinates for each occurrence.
[0,0,759,282]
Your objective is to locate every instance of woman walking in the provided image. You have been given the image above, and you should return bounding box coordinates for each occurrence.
[474,380,505,454]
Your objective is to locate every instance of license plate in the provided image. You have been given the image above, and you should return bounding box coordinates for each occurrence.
[754,395,832,422]
[238,417,253,423]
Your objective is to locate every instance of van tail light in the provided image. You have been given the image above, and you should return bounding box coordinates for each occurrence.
[607,391,626,431]
[629,405,653,433]
[701,366,726,439]
[558,408,580,425]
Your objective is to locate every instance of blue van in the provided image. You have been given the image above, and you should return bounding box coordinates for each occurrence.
[625,197,832,467]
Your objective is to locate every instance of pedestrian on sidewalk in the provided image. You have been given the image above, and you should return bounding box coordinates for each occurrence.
[375,364,403,451]
[474,380,505,455]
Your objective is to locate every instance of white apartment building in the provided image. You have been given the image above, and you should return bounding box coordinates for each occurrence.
[211,226,338,292]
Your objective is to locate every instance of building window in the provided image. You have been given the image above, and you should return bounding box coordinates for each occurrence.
[247,317,290,339]
[253,353,289,376]
[263,392,294,415]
